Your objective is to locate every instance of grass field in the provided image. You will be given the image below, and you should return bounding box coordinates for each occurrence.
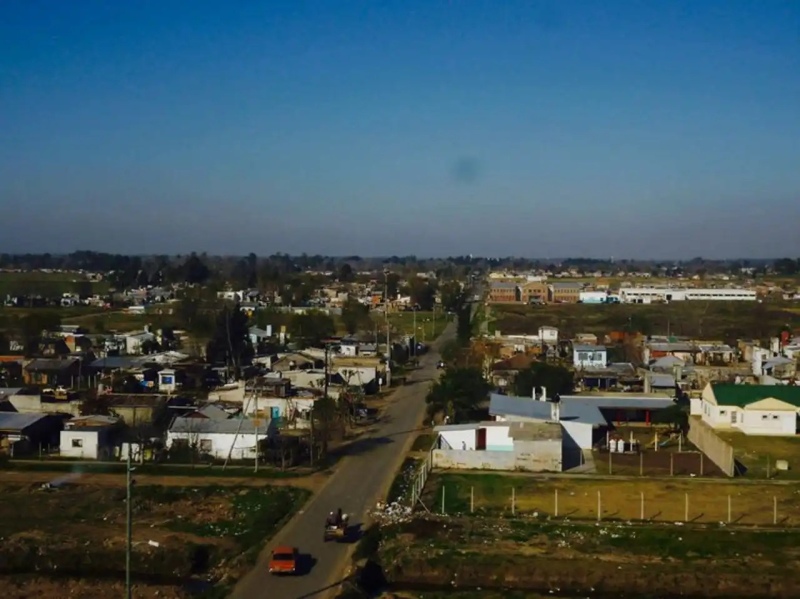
[427,473,800,525]
[0,481,309,597]
[0,271,109,297]
[490,300,800,340]
[716,432,800,479]
[380,310,452,342]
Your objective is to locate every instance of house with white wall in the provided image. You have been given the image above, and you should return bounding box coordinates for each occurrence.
[489,393,675,452]
[538,326,559,344]
[167,413,277,460]
[695,383,800,436]
[573,345,607,369]
[59,415,120,460]
[433,420,563,472]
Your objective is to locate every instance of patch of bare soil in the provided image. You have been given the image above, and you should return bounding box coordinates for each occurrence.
[0,469,330,492]
[0,576,188,599]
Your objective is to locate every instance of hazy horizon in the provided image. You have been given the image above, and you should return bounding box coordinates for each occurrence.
[2,1,799,258]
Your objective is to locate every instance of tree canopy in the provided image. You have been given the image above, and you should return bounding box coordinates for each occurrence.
[513,362,574,398]
[289,311,336,346]
[340,297,372,334]
[205,303,253,376]
[426,367,490,423]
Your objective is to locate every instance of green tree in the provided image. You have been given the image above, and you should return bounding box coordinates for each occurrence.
[205,303,253,376]
[426,367,490,422]
[183,253,211,285]
[513,362,574,398]
[338,263,354,282]
[439,280,464,312]
[408,278,437,310]
[289,311,336,346]
[340,297,371,334]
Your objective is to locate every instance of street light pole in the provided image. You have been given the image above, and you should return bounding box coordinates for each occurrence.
[412,307,417,358]
[126,449,132,599]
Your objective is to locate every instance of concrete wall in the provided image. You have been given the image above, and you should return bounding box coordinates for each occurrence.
[560,420,594,450]
[433,449,515,470]
[514,439,562,471]
[486,426,513,451]
[687,417,735,477]
[440,429,476,450]
[433,443,562,473]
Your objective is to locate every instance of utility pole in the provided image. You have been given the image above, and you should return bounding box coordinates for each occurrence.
[254,382,259,473]
[384,269,391,384]
[126,449,133,599]
[412,307,417,358]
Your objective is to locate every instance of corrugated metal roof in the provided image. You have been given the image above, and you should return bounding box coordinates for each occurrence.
[0,412,49,432]
[573,344,607,352]
[169,415,272,435]
[489,393,675,428]
[648,373,676,388]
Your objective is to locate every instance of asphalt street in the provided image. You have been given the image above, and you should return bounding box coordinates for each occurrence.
[231,321,455,599]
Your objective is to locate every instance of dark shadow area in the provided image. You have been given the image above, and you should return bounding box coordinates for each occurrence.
[343,522,364,544]
[294,553,317,576]
[328,436,394,459]
[734,459,748,476]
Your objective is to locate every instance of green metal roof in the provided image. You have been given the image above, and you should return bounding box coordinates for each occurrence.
[711,383,800,408]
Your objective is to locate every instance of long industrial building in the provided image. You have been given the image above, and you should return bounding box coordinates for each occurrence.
[619,287,757,303]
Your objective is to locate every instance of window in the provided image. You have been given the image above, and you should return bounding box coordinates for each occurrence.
[719,410,726,416]
[71,438,83,448]
[199,439,212,452]
[772,415,779,420]
[762,415,769,420]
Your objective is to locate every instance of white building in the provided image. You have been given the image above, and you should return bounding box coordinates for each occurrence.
[573,344,607,369]
[59,415,120,460]
[619,287,756,303]
[538,326,559,344]
[167,415,277,460]
[695,383,800,436]
[433,420,563,472]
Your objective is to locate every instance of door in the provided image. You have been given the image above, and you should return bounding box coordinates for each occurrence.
[476,428,487,450]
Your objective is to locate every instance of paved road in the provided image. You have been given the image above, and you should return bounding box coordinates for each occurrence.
[231,322,455,599]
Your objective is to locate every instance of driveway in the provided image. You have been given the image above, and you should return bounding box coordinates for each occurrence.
[231,322,455,599]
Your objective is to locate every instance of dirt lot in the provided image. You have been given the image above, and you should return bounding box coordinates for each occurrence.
[0,481,310,598]
[376,514,800,597]
[425,473,800,526]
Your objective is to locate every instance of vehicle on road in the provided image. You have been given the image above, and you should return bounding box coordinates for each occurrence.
[323,509,349,542]
[268,546,298,575]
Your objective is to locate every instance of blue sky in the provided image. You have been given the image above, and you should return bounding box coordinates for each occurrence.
[2,1,799,258]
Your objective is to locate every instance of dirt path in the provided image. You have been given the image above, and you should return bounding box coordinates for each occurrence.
[0,470,331,491]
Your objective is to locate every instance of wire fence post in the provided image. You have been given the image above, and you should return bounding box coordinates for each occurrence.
[441,485,446,515]
[511,487,516,516]
[700,452,704,476]
[597,490,602,522]
[767,456,771,479]
[608,450,612,475]
[684,493,689,522]
[554,489,559,518]
[640,492,644,521]
[639,451,643,476]
[470,486,474,514]
[670,452,674,476]
[773,496,777,525]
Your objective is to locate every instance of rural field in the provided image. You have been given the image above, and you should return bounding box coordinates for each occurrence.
[716,432,800,479]
[489,300,800,341]
[0,270,109,297]
[425,473,800,526]
[0,479,309,598]
[376,512,800,598]
[381,310,452,343]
